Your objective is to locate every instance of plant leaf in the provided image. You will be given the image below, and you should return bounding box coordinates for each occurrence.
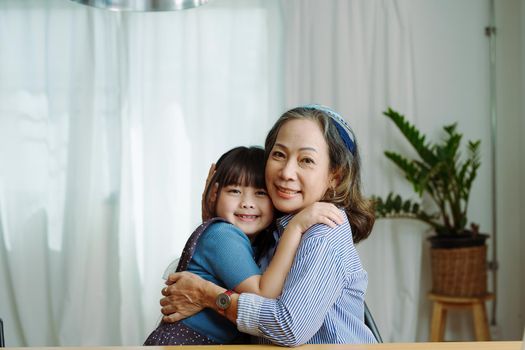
[383,108,438,165]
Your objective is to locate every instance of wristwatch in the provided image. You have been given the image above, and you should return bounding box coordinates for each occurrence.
[216,290,234,314]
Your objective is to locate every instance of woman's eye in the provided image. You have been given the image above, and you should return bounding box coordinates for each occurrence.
[301,157,315,165]
[271,150,285,159]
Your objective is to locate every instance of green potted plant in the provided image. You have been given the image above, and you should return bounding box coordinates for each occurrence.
[373,108,488,297]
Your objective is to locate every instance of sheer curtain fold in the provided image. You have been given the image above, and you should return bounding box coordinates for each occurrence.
[0,0,282,346]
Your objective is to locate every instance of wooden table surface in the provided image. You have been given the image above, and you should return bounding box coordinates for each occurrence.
[4,341,522,350]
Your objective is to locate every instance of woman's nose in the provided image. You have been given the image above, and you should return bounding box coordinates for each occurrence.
[279,160,297,180]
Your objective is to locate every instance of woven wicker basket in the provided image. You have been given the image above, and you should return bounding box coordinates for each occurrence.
[430,245,487,297]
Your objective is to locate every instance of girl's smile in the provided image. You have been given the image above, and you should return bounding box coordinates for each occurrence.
[234,213,260,221]
[215,184,274,238]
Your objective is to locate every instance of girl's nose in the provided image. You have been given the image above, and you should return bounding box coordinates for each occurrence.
[241,200,255,209]
[241,195,255,209]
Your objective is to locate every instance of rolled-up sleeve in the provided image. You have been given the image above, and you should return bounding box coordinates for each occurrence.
[237,292,265,337]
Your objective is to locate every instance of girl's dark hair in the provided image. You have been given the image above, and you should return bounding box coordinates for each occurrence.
[203,146,267,218]
[264,107,375,244]
[203,146,274,260]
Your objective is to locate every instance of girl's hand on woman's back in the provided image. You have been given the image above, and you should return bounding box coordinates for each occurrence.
[288,202,344,234]
[201,163,216,221]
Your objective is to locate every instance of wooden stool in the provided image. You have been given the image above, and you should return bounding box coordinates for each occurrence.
[428,293,494,341]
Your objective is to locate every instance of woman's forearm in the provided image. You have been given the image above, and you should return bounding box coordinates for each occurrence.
[162,272,240,325]
[202,279,239,324]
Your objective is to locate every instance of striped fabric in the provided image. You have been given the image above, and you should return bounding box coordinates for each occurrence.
[237,210,377,346]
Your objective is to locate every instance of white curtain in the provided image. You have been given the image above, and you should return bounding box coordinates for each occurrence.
[1,0,500,346]
[0,0,282,345]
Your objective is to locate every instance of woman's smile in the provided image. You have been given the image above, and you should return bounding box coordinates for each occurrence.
[275,185,301,199]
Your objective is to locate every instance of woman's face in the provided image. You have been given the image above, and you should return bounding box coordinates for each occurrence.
[265,118,336,214]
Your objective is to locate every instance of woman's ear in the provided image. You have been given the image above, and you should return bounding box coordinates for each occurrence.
[329,171,341,189]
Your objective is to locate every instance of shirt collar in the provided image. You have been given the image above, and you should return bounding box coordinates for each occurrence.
[276,213,294,237]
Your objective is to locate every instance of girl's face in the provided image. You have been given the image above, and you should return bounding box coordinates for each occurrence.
[215,184,274,239]
[265,118,337,214]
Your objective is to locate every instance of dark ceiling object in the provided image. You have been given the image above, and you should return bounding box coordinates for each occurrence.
[70,0,210,12]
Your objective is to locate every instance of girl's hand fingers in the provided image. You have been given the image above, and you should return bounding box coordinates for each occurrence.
[324,212,341,228]
[315,203,344,226]
[329,208,344,225]
[322,217,337,228]
[201,164,216,221]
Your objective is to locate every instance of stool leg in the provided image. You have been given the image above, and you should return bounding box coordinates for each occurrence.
[430,302,447,341]
[472,302,490,341]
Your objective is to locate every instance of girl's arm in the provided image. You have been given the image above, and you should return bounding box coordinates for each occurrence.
[233,202,344,298]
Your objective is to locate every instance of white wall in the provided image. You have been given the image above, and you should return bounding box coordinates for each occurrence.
[405,0,489,341]
[495,0,525,339]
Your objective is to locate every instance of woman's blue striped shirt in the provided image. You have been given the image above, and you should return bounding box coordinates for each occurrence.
[237,210,376,346]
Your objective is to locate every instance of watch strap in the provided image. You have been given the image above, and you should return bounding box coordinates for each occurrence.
[216,290,235,314]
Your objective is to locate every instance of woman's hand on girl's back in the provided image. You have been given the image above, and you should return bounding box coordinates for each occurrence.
[161,271,210,322]
[288,202,344,233]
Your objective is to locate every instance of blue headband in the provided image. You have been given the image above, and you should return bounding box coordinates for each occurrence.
[302,104,356,156]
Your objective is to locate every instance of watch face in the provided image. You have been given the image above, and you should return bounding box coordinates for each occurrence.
[216,293,231,310]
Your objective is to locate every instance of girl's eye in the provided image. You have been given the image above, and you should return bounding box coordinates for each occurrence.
[255,189,268,196]
[227,188,241,194]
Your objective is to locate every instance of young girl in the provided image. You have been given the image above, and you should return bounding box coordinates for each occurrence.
[144,146,343,345]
